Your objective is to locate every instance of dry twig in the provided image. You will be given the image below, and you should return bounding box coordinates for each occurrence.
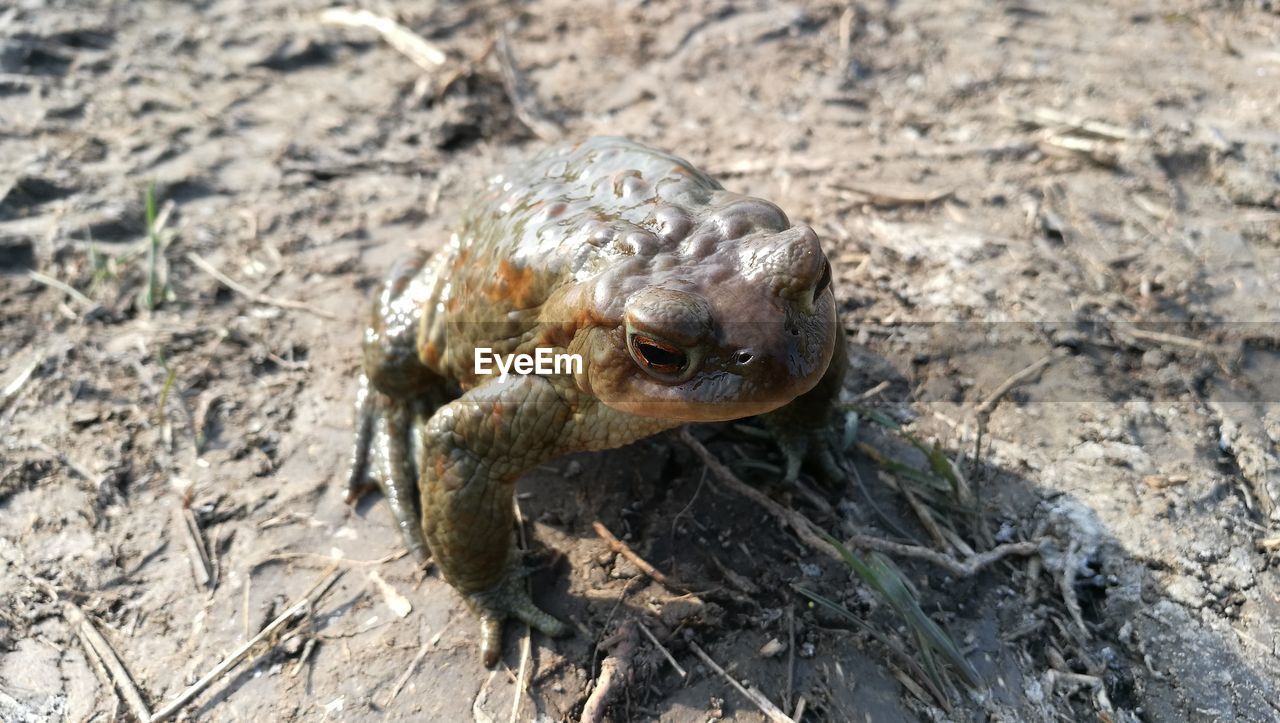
[383,624,442,707]
[1037,135,1119,167]
[494,30,563,141]
[319,7,446,70]
[1026,107,1143,142]
[510,500,533,723]
[28,270,99,311]
[784,605,795,712]
[175,506,214,590]
[580,620,639,723]
[688,641,794,723]
[2,347,46,401]
[592,520,688,592]
[637,622,687,679]
[1114,324,1213,354]
[186,251,337,320]
[62,602,152,722]
[150,567,344,722]
[976,352,1057,417]
[828,180,955,208]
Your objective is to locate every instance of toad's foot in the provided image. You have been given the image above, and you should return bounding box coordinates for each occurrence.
[343,373,431,564]
[466,570,569,668]
[767,419,849,484]
[760,334,849,484]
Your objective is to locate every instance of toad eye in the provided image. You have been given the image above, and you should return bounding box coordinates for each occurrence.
[629,334,688,376]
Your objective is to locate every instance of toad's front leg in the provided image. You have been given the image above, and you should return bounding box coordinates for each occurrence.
[761,336,849,483]
[418,374,572,667]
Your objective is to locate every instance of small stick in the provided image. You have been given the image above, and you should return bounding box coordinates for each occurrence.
[186,251,337,320]
[62,602,152,722]
[1037,135,1118,167]
[175,506,214,589]
[792,695,807,722]
[251,549,410,569]
[1115,324,1212,353]
[510,624,532,723]
[494,29,563,142]
[636,622,686,679]
[2,347,45,400]
[687,641,794,723]
[75,620,117,710]
[1026,107,1141,141]
[150,567,343,722]
[592,521,687,592]
[856,379,891,401]
[319,7,446,71]
[681,429,1041,577]
[827,181,954,208]
[836,5,856,68]
[783,605,795,711]
[580,620,638,723]
[242,575,252,639]
[511,500,532,723]
[384,625,433,706]
[976,352,1056,417]
[1058,541,1090,639]
[289,638,317,678]
[891,473,950,551]
[28,270,99,311]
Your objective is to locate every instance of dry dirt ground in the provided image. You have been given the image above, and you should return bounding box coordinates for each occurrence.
[3,1,1280,721]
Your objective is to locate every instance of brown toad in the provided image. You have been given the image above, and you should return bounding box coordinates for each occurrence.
[347,137,847,667]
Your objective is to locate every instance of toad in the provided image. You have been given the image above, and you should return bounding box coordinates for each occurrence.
[346,137,846,667]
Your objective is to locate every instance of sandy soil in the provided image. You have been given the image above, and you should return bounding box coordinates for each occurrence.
[2,1,1279,721]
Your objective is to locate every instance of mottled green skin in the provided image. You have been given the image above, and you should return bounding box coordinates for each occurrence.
[346,137,847,667]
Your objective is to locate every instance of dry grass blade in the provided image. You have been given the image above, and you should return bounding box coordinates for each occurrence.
[2,347,46,401]
[687,641,794,723]
[510,623,532,723]
[1038,135,1119,167]
[1027,107,1143,141]
[680,428,1040,577]
[150,566,344,722]
[853,442,950,495]
[794,586,951,711]
[712,156,833,177]
[637,622,687,678]
[319,7,446,70]
[62,601,152,722]
[828,180,955,208]
[820,534,981,690]
[784,605,795,711]
[186,251,337,320]
[28,270,99,311]
[1113,324,1213,353]
[175,505,214,590]
[494,30,563,142]
[384,625,434,707]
